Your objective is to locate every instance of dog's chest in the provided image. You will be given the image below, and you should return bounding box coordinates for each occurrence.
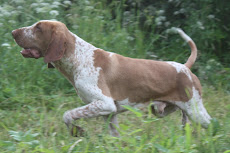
[71,34,110,103]
[55,33,113,103]
[55,55,105,103]
[74,65,103,103]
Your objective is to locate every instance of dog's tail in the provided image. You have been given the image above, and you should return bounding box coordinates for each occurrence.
[177,28,197,69]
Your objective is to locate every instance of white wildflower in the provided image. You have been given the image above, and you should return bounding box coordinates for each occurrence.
[41,3,49,6]
[155,17,161,23]
[197,21,205,30]
[208,15,215,19]
[84,0,90,5]
[50,10,59,16]
[52,1,61,6]
[9,20,16,24]
[160,16,166,21]
[17,6,23,9]
[166,27,178,34]
[3,11,11,17]
[36,8,46,13]
[156,21,162,26]
[31,3,39,8]
[173,11,179,15]
[63,1,72,5]
[157,10,165,15]
[179,8,185,13]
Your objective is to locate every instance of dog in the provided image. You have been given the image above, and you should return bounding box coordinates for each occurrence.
[12,20,212,137]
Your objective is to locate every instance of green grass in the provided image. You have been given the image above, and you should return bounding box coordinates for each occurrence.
[0,87,230,152]
[0,0,230,152]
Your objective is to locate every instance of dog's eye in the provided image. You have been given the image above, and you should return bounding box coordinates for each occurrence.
[35,23,42,32]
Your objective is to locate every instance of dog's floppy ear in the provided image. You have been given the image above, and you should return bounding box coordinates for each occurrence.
[44,30,66,63]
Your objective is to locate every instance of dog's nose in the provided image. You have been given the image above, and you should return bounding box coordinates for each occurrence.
[12,29,18,38]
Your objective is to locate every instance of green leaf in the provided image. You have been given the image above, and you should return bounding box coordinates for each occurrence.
[119,124,129,131]
[121,105,143,117]
[142,118,159,123]
[185,124,192,149]
[129,129,143,135]
[153,144,168,152]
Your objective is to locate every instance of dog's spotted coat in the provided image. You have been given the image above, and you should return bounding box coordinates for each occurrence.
[12,20,212,137]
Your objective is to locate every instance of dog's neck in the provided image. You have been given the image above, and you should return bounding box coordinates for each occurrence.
[52,32,99,85]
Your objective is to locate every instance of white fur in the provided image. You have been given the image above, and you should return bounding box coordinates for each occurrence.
[177,28,192,42]
[71,33,113,103]
[175,87,211,128]
[23,21,58,40]
[108,51,114,57]
[23,25,35,39]
[60,33,117,125]
[166,61,192,81]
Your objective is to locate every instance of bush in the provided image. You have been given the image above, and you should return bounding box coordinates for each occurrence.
[0,0,229,107]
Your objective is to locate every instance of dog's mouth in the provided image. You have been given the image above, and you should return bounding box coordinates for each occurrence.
[20,48,42,59]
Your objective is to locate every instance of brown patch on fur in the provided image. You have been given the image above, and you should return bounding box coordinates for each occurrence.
[94,49,198,103]
[93,49,112,97]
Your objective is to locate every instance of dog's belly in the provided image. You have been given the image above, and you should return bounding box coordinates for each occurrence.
[115,98,151,112]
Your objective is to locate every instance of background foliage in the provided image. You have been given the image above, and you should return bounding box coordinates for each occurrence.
[0,0,229,152]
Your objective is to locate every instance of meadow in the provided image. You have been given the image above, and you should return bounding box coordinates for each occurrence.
[0,0,230,152]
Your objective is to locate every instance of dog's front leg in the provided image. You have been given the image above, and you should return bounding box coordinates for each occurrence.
[103,114,120,137]
[63,100,117,136]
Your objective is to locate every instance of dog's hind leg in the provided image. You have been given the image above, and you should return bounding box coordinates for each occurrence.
[152,101,190,128]
[174,87,211,128]
[151,101,167,117]
[151,101,178,118]
[181,110,190,128]
[103,114,120,137]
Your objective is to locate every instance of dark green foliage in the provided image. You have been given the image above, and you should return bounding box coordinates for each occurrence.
[0,0,229,97]
[0,0,230,152]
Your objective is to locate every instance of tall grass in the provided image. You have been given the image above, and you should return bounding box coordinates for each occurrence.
[0,0,230,152]
[0,87,230,152]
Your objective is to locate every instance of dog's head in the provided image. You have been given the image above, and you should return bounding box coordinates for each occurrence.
[12,20,69,63]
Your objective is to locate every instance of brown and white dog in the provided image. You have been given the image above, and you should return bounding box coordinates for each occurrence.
[12,20,212,137]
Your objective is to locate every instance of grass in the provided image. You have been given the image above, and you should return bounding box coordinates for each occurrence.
[0,87,230,152]
[0,0,230,152]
